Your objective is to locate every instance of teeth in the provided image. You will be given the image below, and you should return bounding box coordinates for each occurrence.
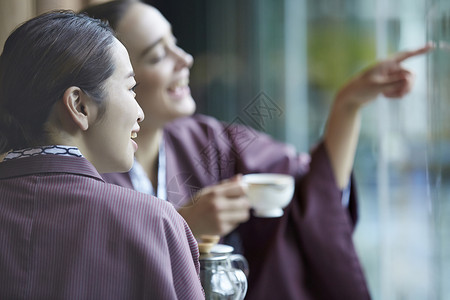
[131,132,137,139]
[171,78,189,89]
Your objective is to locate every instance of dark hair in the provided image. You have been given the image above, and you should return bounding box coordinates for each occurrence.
[82,0,138,31]
[0,11,116,153]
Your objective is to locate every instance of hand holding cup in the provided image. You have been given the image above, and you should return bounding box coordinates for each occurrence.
[242,173,295,218]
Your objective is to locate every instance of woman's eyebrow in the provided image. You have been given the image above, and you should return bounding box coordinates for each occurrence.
[139,38,163,59]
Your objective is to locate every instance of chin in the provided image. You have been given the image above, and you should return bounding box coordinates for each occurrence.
[179,99,196,116]
[123,160,134,172]
[110,156,134,174]
[173,95,195,109]
[170,110,195,122]
[101,164,130,174]
[181,107,196,117]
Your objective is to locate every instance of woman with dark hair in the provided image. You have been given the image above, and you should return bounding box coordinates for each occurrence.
[0,11,204,299]
[83,1,432,299]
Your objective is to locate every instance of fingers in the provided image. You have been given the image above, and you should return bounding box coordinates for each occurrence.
[227,174,242,182]
[372,69,412,86]
[201,196,250,236]
[215,198,251,235]
[220,209,251,230]
[185,178,251,236]
[382,72,415,98]
[376,69,412,85]
[180,190,250,237]
[197,182,250,215]
[212,176,247,198]
[206,185,250,234]
[383,83,413,98]
[393,42,434,63]
[218,173,242,184]
[217,195,251,211]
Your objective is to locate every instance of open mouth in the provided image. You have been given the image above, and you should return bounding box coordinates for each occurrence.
[168,78,190,97]
[131,132,137,139]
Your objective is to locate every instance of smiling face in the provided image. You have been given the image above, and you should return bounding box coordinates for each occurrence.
[116,2,196,129]
[84,38,144,173]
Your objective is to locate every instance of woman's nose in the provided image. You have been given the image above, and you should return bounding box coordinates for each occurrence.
[184,52,194,68]
[173,46,194,69]
[136,102,144,123]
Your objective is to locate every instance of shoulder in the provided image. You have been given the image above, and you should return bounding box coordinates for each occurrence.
[100,172,132,189]
[107,182,175,211]
[164,114,267,144]
[80,181,196,267]
[164,114,226,136]
[84,180,181,225]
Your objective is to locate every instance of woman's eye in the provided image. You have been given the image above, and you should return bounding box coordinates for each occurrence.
[149,45,167,64]
[149,54,165,64]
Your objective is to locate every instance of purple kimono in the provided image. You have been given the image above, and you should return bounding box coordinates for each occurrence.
[103,114,371,300]
[0,154,205,299]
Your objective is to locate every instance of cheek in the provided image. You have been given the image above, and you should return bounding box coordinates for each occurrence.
[136,76,168,111]
[136,67,170,95]
[137,95,161,117]
[111,95,137,128]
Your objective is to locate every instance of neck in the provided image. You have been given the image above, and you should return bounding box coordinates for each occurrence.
[135,126,164,186]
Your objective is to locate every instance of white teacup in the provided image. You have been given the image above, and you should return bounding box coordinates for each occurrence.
[242,173,295,218]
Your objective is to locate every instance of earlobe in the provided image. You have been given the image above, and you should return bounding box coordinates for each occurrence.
[63,87,91,131]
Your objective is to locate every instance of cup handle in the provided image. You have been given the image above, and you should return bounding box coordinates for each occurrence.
[230,268,248,300]
[230,254,249,277]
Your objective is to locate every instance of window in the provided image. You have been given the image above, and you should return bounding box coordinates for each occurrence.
[153,0,449,298]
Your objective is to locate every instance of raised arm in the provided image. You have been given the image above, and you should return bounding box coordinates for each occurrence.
[324,44,433,189]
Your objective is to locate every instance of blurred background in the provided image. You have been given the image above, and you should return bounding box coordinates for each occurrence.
[1,0,448,299]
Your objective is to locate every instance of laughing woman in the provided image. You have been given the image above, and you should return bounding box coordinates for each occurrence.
[0,11,204,299]
[83,1,432,299]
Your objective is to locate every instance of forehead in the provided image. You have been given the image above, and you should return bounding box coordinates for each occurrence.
[117,3,171,59]
[109,38,134,79]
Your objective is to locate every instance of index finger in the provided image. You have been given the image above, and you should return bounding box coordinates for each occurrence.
[219,174,242,184]
[394,42,434,62]
[209,179,247,198]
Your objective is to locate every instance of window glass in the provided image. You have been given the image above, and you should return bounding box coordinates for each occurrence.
[152,0,449,298]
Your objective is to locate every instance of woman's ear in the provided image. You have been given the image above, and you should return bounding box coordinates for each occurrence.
[62,87,98,131]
